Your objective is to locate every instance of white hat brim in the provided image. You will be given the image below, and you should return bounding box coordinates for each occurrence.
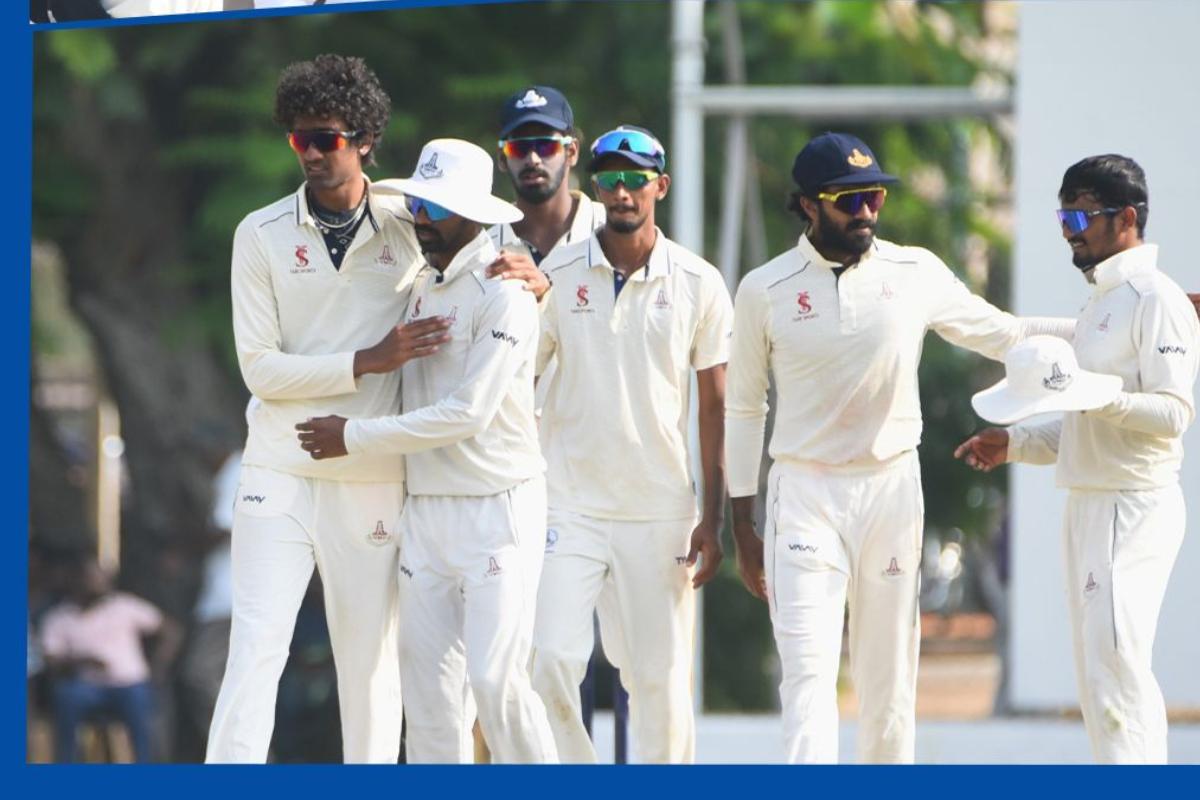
[388,178,522,226]
[971,371,1123,425]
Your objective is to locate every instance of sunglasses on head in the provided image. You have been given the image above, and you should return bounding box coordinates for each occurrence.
[287,129,362,155]
[815,186,888,215]
[498,135,574,160]
[1055,207,1127,235]
[590,129,666,168]
[592,170,659,192]
[406,196,455,222]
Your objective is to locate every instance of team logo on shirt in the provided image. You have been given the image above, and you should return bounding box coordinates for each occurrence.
[1097,313,1111,332]
[485,556,504,577]
[883,557,904,577]
[571,284,595,314]
[446,305,459,324]
[880,281,895,300]
[411,296,423,319]
[545,528,559,553]
[1042,362,1072,392]
[367,521,393,546]
[792,291,819,322]
[1084,572,1099,595]
[377,245,397,266]
[292,244,316,274]
[418,152,444,179]
[653,288,672,310]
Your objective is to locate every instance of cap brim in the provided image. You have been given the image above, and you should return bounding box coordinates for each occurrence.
[971,372,1123,425]
[500,113,572,137]
[587,151,663,173]
[388,178,523,226]
[819,171,900,188]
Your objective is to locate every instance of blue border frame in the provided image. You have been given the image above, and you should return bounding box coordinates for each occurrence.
[12,0,1198,791]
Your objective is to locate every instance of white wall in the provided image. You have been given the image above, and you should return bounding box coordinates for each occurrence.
[1011,0,1200,710]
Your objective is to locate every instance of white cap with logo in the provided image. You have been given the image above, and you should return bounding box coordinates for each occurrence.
[384,138,522,226]
[971,335,1123,424]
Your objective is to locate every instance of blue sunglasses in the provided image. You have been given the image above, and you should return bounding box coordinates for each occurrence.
[407,196,455,222]
[1056,202,1144,235]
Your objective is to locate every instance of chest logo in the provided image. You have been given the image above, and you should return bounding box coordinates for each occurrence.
[292,244,315,273]
[571,284,596,313]
[378,245,396,266]
[411,296,423,319]
[1097,313,1111,332]
[653,288,671,310]
[792,291,820,322]
[880,281,895,300]
[445,305,459,324]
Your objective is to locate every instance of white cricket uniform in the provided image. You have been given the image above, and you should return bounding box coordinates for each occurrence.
[344,231,556,764]
[1007,244,1198,764]
[208,179,421,764]
[726,234,1075,764]
[531,229,734,763]
[489,190,606,413]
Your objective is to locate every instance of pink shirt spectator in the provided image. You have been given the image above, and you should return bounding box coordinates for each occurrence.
[41,593,163,687]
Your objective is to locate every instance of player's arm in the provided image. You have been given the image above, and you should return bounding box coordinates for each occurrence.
[232,219,447,399]
[1086,290,1198,436]
[687,273,734,588]
[300,287,538,458]
[925,255,1074,361]
[725,276,771,602]
[954,418,1062,472]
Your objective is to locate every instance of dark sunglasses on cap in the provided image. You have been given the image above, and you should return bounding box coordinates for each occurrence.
[815,186,888,215]
[1056,204,1142,235]
[590,128,666,167]
[592,170,659,192]
[288,129,363,155]
[406,196,455,222]
[498,135,574,160]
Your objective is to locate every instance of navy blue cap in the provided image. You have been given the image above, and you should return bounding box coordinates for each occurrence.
[791,132,898,192]
[587,125,667,173]
[499,86,574,137]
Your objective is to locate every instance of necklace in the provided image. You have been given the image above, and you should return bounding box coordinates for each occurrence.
[309,191,368,234]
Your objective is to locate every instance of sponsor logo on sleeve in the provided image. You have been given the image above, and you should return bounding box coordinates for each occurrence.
[1158,345,1187,355]
[491,329,519,347]
[788,543,818,553]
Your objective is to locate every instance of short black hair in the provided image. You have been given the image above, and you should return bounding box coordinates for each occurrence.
[1059,154,1148,238]
[273,54,391,167]
[787,190,815,228]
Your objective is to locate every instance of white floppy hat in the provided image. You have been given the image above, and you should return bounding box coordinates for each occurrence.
[389,138,522,226]
[971,335,1123,425]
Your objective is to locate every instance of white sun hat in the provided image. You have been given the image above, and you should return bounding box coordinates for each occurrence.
[971,335,1123,425]
[385,138,522,226]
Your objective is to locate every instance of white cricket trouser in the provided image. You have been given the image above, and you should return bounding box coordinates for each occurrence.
[397,477,557,764]
[206,466,403,763]
[764,453,923,764]
[530,509,697,764]
[1063,485,1184,764]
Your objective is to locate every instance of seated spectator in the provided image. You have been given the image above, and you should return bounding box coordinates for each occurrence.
[40,556,182,763]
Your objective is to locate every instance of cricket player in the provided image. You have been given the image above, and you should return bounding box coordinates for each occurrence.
[207,54,448,764]
[530,125,733,763]
[296,139,557,764]
[956,154,1200,764]
[724,132,1075,764]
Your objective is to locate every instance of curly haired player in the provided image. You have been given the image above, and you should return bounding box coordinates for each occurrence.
[205,54,446,764]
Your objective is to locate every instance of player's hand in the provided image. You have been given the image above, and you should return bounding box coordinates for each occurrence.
[686,518,724,589]
[953,427,1010,472]
[486,251,551,301]
[295,415,349,460]
[732,520,768,602]
[1188,292,1200,321]
[354,317,452,377]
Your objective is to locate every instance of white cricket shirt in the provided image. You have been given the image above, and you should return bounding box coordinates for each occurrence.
[343,231,544,496]
[488,190,605,263]
[1009,244,1199,489]
[726,234,1075,496]
[537,229,734,521]
[231,178,422,483]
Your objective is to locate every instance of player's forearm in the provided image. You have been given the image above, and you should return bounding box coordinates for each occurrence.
[1006,419,1061,465]
[730,496,759,548]
[725,411,767,498]
[1018,316,1076,342]
[697,402,726,527]
[344,401,490,455]
[238,349,359,400]
[1087,390,1194,437]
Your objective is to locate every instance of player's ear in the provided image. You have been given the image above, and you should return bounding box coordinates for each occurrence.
[655,173,671,200]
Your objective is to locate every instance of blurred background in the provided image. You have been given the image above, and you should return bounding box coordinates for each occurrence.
[27,0,1200,763]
